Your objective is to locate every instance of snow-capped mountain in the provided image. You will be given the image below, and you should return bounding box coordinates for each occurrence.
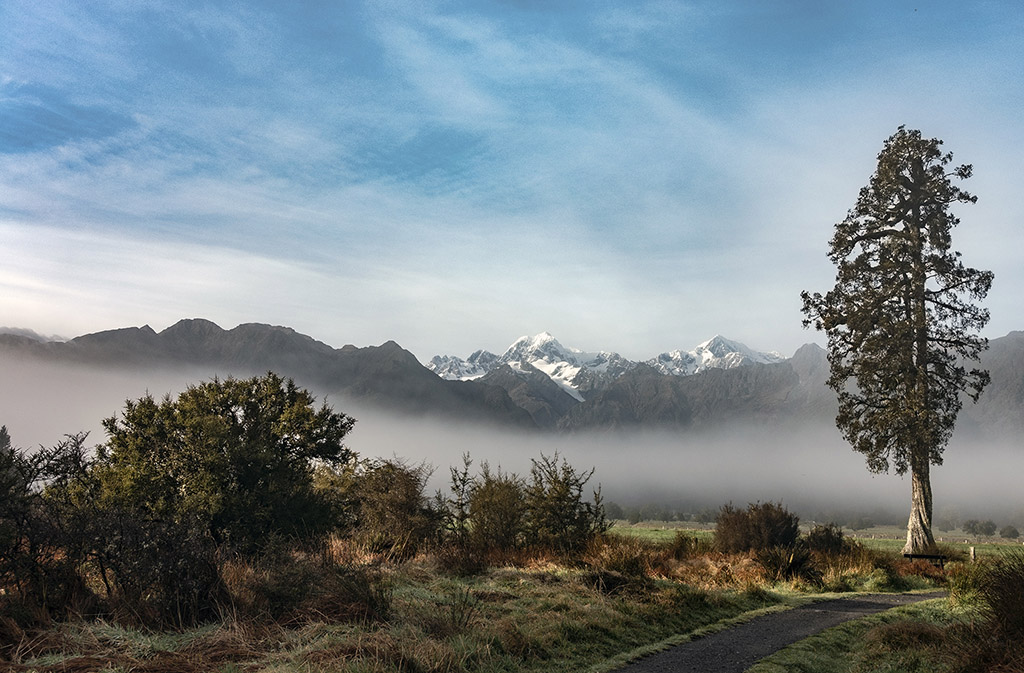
[498,333,633,401]
[427,333,784,400]
[646,336,785,376]
[428,349,499,380]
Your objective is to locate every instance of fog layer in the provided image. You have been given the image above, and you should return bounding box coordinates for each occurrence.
[2,359,1021,525]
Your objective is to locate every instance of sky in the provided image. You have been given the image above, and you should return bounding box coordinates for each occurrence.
[1,0,1022,363]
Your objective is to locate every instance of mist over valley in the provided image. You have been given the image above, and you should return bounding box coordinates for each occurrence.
[2,319,1021,528]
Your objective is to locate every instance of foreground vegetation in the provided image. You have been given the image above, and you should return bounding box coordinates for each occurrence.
[749,552,1024,673]
[1,528,948,673]
[2,374,1019,672]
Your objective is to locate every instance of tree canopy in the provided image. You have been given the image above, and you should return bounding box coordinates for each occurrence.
[801,127,992,553]
[96,372,356,549]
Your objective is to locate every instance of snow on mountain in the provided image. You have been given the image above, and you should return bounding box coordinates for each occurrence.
[497,333,634,402]
[428,333,783,401]
[647,335,784,375]
[428,349,499,380]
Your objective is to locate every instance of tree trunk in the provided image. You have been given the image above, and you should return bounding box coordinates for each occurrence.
[903,456,935,554]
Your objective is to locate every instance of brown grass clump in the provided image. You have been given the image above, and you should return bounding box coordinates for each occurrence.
[669,552,766,589]
[219,552,391,626]
[863,619,947,653]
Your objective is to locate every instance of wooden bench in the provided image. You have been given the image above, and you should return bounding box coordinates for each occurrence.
[903,553,947,569]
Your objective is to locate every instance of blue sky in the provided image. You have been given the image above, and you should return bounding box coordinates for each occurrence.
[1,0,1021,361]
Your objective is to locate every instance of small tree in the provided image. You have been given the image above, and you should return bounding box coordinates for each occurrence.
[1000,525,1020,540]
[978,520,998,537]
[95,373,356,551]
[468,461,526,553]
[523,453,607,554]
[349,458,439,558]
[802,127,993,554]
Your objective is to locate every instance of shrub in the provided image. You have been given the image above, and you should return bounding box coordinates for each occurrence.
[944,553,1024,671]
[94,374,356,552]
[963,519,997,536]
[522,453,608,555]
[468,462,526,554]
[1000,525,1020,540]
[979,551,1024,640]
[585,534,658,578]
[806,523,846,556]
[350,458,441,559]
[715,502,799,553]
[668,531,712,560]
[757,543,819,583]
[90,514,223,627]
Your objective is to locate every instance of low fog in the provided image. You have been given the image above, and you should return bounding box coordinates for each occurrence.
[2,358,1022,527]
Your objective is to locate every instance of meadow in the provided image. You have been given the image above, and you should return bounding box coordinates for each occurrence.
[4,520,953,673]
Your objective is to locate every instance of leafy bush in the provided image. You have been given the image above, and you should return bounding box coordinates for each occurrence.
[468,462,526,553]
[963,519,997,536]
[350,458,441,559]
[715,502,799,553]
[95,373,356,552]
[805,523,846,556]
[523,453,608,554]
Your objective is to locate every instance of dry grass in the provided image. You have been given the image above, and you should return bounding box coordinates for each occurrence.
[3,530,950,673]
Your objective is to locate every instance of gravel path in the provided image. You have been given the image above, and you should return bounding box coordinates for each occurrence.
[614,591,946,673]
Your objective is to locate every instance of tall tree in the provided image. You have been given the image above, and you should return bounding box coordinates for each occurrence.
[801,127,993,554]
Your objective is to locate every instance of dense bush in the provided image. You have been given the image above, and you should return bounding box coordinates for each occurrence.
[349,458,440,559]
[523,453,608,554]
[945,553,1024,671]
[715,502,799,553]
[806,523,846,556]
[468,462,526,553]
[978,551,1024,641]
[963,519,998,537]
[999,525,1019,540]
[95,373,356,551]
[757,543,818,583]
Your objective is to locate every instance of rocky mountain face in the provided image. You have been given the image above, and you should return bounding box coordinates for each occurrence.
[428,333,784,397]
[0,319,536,428]
[2,320,1020,436]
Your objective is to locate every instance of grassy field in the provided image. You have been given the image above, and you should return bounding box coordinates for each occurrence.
[611,522,1022,559]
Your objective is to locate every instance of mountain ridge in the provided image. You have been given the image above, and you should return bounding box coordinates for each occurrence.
[1,319,1020,436]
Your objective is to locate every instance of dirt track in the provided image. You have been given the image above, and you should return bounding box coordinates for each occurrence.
[614,591,945,673]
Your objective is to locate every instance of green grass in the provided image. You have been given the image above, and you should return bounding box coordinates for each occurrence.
[746,598,959,673]
[612,522,1021,559]
[609,523,715,543]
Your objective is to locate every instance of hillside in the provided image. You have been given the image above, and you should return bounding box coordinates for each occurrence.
[1,320,1020,436]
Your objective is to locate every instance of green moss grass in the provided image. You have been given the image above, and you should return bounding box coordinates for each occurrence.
[746,598,961,673]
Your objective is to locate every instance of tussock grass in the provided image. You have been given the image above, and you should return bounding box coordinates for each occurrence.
[5,528,950,673]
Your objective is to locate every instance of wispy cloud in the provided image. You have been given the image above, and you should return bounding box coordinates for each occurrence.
[1,0,1020,359]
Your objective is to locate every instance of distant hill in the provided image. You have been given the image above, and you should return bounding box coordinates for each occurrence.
[1,320,1020,437]
[0,319,535,429]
